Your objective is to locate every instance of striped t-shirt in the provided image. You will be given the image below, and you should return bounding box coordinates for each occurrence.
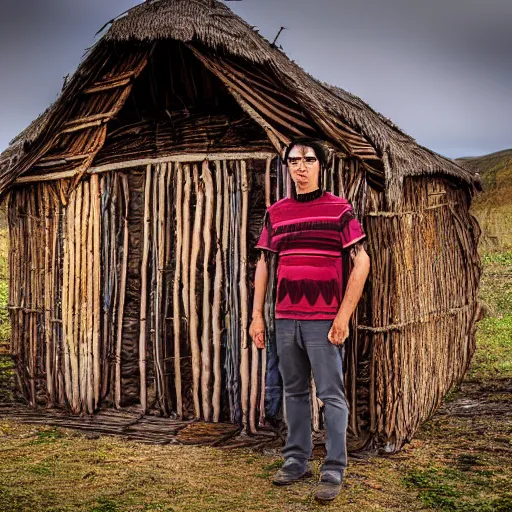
[256,190,366,320]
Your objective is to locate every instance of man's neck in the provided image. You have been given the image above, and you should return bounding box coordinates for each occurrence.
[294,188,323,202]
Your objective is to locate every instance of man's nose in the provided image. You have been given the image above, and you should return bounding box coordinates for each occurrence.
[298,158,307,171]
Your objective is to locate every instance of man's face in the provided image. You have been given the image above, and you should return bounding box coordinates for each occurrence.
[287,145,320,192]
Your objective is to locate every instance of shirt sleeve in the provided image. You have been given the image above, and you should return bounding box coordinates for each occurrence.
[340,208,366,249]
[255,210,277,253]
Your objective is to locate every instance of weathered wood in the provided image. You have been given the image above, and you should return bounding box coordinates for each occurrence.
[212,161,223,423]
[43,186,55,405]
[181,165,191,322]
[138,165,151,413]
[90,174,101,409]
[189,164,204,419]
[221,161,234,421]
[85,181,94,413]
[80,182,90,412]
[68,186,80,413]
[173,163,183,418]
[152,164,165,412]
[240,161,250,430]
[114,174,129,409]
[201,160,214,421]
[61,190,72,406]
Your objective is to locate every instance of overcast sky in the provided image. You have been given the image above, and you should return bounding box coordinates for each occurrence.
[1,0,511,158]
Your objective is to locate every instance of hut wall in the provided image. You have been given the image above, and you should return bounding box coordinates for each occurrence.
[8,155,275,427]
[8,157,481,452]
[351,176,482,451]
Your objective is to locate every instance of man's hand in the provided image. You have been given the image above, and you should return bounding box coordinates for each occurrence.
[249,313,266,349]
[328,315,349,345]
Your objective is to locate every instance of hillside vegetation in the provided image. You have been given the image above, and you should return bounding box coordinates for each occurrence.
[457,149,512,250]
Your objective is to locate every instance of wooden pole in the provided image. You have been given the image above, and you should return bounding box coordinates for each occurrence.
[26,191,36,406]
[80,182,90,412]
[173,163,183,418]
[201,160,214,421]
[109,175,120,403]
[338,158,345,197]
[68,186,80,413]
[61,189,72,406]
[138,165,151,413]
[189,164,204,419]
[114,173,130,409]
[240,161,250,430]
[85,181,94,413]
[52,197,63,405]
[90,174,101,409]
[222,161,234,420]
[157,164,169,413]
[74,184,84,412]
[43,186,55,406]
[212,161,223,422]
[265,157,272,208]
[152,165,164,412]
[79,183,89,411]
[181,165,191,323]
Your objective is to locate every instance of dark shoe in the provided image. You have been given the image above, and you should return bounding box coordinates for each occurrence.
[272,457,312,486]
[314,470,344,503]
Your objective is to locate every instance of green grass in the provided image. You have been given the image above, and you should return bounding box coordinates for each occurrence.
[471,316,512,379]
[459,149,512,251]
[404,466,512,511]
[472,251,512,379]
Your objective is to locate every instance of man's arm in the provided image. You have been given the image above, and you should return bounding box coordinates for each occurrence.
[328,242,371,345]
[249,252,269,349]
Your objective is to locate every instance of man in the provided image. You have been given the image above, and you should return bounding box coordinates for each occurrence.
[249,139,370,503]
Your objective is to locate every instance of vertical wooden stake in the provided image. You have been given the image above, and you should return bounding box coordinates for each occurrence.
[173,163,183,418]
[338,158,345,197]
[201,160,214,421]
[181,165,191,325]
[85,181,94,413]
[190,164,204,419]
[265,157,272,208]
[61,190,72,406]
[152,165,164,411]
[68,186,80,413]
[115,174,130,409]
[80,182,90,412]
[240,161,250,430]
[212,161,223,423]
[91,174,101,409]
[43,186,55,405]
[139,165,151,413]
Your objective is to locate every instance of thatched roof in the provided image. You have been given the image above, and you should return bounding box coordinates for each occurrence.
[0,0,481,205]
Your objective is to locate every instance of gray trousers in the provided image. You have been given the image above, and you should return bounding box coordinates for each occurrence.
[275,319,348,473]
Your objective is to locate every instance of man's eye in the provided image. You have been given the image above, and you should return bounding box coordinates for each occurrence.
[305,157,317,163]
[288,158,300,164]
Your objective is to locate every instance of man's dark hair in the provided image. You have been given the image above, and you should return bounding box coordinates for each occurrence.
[283,138,328,193]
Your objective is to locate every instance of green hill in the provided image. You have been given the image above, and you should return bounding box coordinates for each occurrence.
[457,149,512,251]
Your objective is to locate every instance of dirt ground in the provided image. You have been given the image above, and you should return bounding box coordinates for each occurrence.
[0,252,511,512]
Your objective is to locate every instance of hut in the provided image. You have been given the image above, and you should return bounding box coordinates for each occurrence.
[0,0,482,453]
